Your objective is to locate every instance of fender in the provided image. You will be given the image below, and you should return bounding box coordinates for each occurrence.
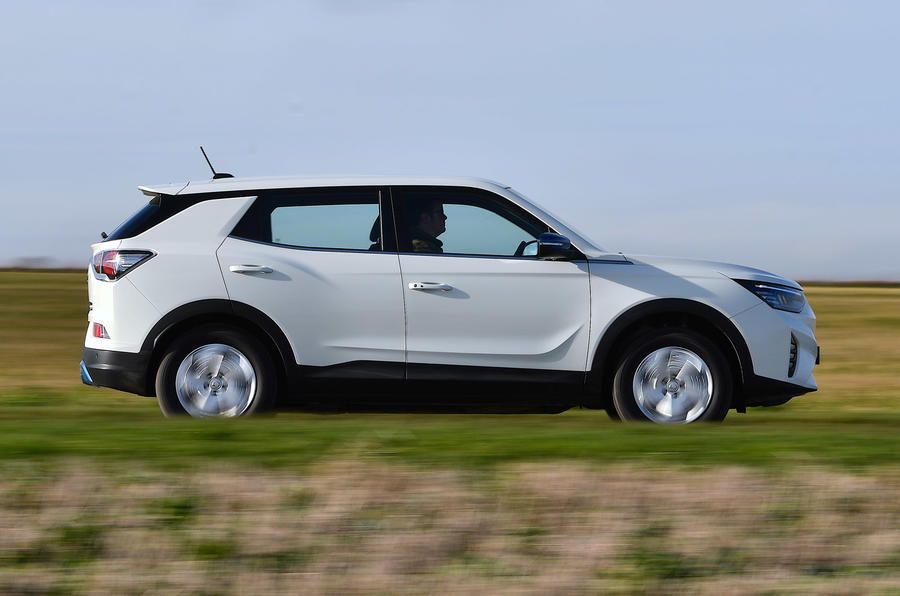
[587,298,755,408]
[141,299,297,374]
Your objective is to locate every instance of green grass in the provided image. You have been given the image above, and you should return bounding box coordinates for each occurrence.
[0,271,898,470]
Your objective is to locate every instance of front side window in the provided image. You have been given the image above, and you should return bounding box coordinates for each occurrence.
[392,187,549,257]
[231,188,382,251]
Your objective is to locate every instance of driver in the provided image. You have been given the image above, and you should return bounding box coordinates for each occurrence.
[407,199,447,253]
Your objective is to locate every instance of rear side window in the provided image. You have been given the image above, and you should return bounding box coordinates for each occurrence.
[231,187,383,251]
[271,203,379,250]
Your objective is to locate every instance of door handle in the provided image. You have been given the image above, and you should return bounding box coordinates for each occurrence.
[408,282,452,291]
[229,265,273,274]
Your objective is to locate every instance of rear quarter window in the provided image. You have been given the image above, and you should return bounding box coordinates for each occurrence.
[107,195,199,240]
[106,201,161,240]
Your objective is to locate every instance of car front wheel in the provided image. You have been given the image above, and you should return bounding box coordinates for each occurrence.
[155,326,276,418]
[611,330,731,423]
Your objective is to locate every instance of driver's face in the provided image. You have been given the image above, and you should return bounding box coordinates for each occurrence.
[422,203,447,237]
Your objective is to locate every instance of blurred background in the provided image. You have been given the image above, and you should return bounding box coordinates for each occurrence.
[1,0,899,280]
[1,2,899,593]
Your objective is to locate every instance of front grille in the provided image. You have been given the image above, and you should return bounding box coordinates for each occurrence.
[788,334,798,377]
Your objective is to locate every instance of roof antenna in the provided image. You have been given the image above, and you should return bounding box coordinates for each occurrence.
[200,146,234,179]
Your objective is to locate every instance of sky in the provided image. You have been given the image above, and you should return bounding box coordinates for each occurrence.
[1,0,898,280]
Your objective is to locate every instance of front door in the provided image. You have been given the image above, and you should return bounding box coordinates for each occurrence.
[392,186,591,380]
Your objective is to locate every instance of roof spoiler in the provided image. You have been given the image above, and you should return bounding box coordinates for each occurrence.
[138,147,234,197]
[138,181,190,197]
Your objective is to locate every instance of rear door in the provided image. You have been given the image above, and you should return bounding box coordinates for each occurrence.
[392,186,591,380]
[217,187,405,376]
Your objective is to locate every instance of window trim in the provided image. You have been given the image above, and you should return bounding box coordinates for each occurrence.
[224,234,390,255]
[228,186,390,254]
[388,185,586,260]
[224,184,586,260]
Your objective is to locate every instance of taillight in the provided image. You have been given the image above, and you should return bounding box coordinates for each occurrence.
[91,250,153,281]
[92,322,110,339]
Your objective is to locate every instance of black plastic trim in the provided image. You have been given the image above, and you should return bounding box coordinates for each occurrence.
[297,361,404,380]
[143,299,296,357]
[407,362,584,384]
[587,298,755,409]
[227,235,389,255]
[379,187,399,252]
[293,361,583,384]
[395,251,589,262]
[742,374,817,407]
[81,347,154,396]
[138,299,299,395]
[587,258,633,265]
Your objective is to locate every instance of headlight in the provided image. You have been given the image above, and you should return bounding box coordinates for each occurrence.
[734,279,807,313]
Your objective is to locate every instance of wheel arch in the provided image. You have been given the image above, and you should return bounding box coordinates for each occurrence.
[586,298,754,411]
[141,299,296,397]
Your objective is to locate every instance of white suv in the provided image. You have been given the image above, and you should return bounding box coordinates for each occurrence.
[81,176,819,422]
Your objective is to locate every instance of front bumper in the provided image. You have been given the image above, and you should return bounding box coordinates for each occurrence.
[727,300,819,409]
[741,373,817,407]
[731,302,818,383]
[81,347,154,396]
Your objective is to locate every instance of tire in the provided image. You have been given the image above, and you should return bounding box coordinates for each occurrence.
[605,406,621,421]
[611,329,731,424]
[155,325,277,418]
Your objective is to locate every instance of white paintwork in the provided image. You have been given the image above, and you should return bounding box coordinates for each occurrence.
[87,174,818,398]
[216,238,406,367]
[118,196,255,313]
[86,197,255,353]
[586,254,817,387]
[85,252,161,353]
[399,254,591,371]
[731,302,817,388]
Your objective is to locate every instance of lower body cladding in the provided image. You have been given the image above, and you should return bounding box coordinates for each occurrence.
[81,348,155,397]
[80,344,818,412]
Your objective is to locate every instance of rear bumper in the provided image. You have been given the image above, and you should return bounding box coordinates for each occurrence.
[81,347,154,396]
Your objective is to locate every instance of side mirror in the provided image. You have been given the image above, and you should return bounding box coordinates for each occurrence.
[537,232,572,260]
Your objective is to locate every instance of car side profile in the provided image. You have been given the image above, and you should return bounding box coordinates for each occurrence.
[81,175,819,423]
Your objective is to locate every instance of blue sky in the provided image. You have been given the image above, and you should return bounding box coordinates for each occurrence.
[1,1,898,279]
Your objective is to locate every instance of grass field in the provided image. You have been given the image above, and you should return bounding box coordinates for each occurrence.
[0,271,898,469]
[1,271,899,593]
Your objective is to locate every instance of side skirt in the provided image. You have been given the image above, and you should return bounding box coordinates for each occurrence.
[288,361,586,413]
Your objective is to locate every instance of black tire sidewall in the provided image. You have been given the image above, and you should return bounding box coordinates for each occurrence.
[155,326,277,417]
[612,330,731,423]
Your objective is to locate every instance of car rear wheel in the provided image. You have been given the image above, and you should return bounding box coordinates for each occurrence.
[155,326,276,417]
[611,329,731,423]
